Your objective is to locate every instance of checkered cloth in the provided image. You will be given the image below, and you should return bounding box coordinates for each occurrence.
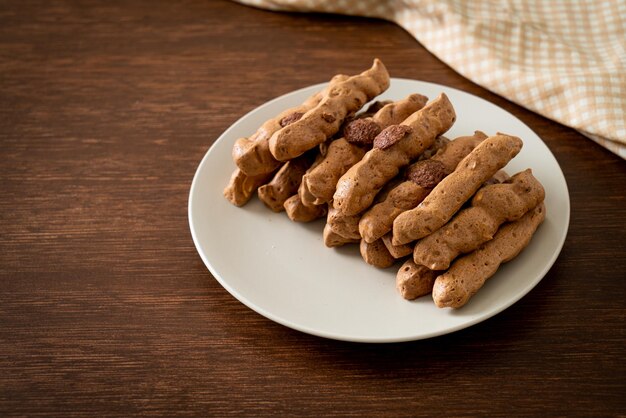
[235,0,626,159]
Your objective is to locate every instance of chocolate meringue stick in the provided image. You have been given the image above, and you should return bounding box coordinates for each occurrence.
[333,93,456,217]
[233,74,349,177]
[269,58,390,161]
[432,203,546,308]
[393,133,523,245]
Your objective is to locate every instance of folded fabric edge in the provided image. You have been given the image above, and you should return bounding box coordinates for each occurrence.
[233,0,394,20]
[579,131,626,160]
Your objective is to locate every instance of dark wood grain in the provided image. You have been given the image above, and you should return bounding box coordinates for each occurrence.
[1,0,625,416]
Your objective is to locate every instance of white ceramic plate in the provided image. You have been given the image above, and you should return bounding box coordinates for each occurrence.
[189,78,570,343]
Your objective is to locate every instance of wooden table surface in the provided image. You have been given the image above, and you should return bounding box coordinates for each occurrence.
[1,0,625,416]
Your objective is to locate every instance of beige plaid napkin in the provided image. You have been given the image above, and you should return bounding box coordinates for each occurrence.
[235,0,626,158]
